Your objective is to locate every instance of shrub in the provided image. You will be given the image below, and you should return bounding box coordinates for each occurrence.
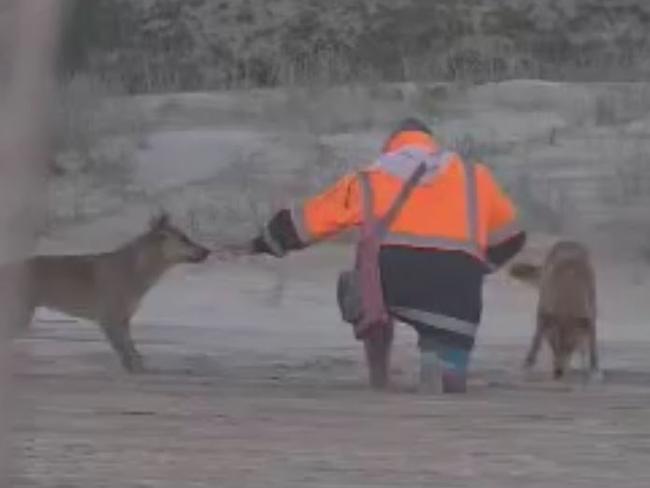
[51,74,153,186]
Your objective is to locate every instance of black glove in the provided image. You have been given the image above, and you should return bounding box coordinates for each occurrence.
[250,234,285,257]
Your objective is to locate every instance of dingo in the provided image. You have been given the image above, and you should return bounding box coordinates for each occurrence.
[3,213,209,372]
[509,240,600,381]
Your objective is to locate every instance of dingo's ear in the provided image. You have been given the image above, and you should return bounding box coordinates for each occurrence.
[509,262,542,285]
[149,210,170,230]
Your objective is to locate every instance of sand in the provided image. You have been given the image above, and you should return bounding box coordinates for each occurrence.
[10,242,650,487]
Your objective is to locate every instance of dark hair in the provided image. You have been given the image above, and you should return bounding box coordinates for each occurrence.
[390,117,432,136]
[382,117,432,152]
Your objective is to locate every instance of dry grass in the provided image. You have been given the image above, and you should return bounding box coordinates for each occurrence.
[45,75,156,226]
[51,75,153,183]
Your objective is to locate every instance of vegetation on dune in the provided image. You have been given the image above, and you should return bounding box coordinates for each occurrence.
[60,0,650,93]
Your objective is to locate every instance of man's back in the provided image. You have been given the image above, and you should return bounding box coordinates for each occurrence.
[249,118,526,392]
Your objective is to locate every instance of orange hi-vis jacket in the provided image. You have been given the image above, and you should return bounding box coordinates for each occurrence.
[253,130,525,351]
[289,131,521,264]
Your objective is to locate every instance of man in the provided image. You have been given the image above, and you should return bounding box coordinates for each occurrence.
[250,118,525,393]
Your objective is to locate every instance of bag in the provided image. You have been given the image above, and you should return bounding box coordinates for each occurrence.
[337,269,362,324]
[337,162,427,339]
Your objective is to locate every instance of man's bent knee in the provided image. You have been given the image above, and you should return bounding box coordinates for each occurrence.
[418,335,470,394]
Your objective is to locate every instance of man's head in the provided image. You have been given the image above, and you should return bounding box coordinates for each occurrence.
[389,117,432,136]
[382,117,438,154]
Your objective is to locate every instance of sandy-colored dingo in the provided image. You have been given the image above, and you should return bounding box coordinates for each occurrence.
[509,240,601,380]
[1,213,209,372]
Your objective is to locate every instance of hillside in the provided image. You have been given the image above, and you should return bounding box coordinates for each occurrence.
[60,0,650,92]
[45,79,650,263]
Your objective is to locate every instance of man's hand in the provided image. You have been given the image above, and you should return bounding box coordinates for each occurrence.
[250,234,285,258]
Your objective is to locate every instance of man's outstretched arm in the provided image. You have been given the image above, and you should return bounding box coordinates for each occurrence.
[251,173,363,257]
